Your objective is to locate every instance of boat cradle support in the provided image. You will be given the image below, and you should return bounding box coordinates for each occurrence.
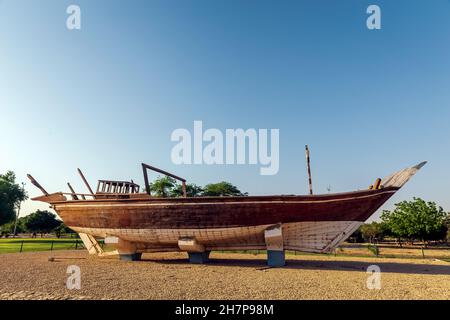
[178,237,211,264]
[175,228,286,266]
[105,236,142,261]
[119,253,143,261]
[188,251,211,264]
[78,233,104,255]
[264,224,286,267]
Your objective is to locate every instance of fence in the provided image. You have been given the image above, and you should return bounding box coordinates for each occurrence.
[0,239,105,254]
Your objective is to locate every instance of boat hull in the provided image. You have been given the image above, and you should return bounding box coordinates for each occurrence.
[71,220,362,253]
[54,188,398,253]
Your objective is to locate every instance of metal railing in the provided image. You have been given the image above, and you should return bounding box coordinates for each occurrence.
[0,239,104,254]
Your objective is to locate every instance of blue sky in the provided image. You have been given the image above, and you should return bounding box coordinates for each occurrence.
[0,0,449,220]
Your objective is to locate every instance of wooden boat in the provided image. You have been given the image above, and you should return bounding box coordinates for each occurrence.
[29,162,426,266]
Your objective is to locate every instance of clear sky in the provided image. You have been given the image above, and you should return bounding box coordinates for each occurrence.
[1,0,449,221]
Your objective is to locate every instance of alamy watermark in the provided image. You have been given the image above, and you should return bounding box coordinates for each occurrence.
[64,4,380,32]
[171,121,279,175]
[66,5,81,30]
[66,265,81,290]
[367,5,381,30]
[366,265,381,290]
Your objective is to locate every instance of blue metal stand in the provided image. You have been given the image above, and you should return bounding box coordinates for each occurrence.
[119,253,142,261]
[267,250,285,267]
[188,251,211,264]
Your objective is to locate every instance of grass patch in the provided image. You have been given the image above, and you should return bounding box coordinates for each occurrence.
[0,238,87,254]
[213,245,450,260]
[1,239,449,260]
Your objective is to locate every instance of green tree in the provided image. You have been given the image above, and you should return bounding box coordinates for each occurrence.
[24,210,61,236]
[348,228,364,243]
[0,171,27,225]
[1,221,15,237]
[202,182,247,197]
[53,223,74,238]
[0,217,27,236]
[149,176,176,197]
[381,198,448,244]
[170,183,203,197]
[443,216,450,244]
[146,178,247,198]
[360,222,387,244]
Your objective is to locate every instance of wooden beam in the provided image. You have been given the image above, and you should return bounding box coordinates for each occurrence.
[305,145,313,195]
[26,174,49,196]
[182,181,187,198]
[142,164,151,195]
[141,163,187,196]
[67,182,79,200]
[141,163,186,182]
[77,168,95,196]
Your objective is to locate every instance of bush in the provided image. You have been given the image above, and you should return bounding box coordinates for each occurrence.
[53,224,74,238]
[367,244,379,256]
[348,228,364,243]
[360,222,387,244]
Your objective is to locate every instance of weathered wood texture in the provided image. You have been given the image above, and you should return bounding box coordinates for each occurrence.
[55,188,398,229]
[71,221,362,254]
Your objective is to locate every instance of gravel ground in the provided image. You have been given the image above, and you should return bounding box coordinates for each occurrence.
[0,250,449,300]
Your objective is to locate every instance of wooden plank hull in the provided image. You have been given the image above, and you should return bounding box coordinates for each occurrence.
[56,188,397,228]
[70,221,362,253]
[53,188,397,253]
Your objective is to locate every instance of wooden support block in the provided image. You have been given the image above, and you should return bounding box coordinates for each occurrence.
[104,236,119,244]
[178,237,205,253]
[264,224,285,267]
[112,237,137,256]
[264,224,284,251]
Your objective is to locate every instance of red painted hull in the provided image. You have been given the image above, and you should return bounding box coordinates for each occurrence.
[53,187,399,230]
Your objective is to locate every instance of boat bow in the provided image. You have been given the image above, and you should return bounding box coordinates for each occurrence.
[381,161,427,188]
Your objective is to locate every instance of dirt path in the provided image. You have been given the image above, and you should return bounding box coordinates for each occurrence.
[0,250,449,300]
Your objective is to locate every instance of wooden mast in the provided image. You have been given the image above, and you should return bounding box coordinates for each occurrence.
[305,145,313,195]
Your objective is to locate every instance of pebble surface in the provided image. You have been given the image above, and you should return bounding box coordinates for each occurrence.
[0,250,449,300]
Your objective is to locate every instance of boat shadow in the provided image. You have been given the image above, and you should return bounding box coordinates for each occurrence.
[142,256,450,275]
